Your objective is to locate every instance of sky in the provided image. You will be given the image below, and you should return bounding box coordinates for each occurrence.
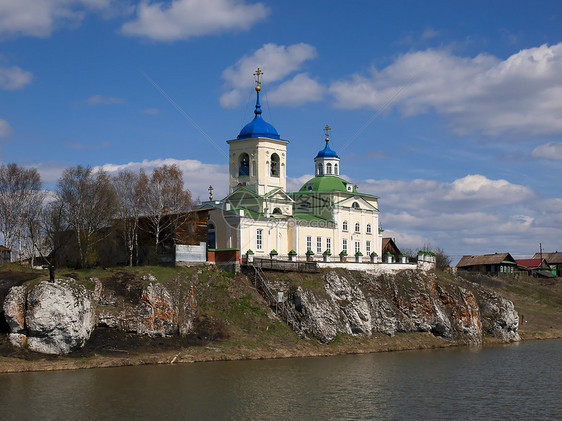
[1,0,561,263]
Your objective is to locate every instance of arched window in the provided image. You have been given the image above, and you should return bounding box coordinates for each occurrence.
[252,160,256,176]
[272,207,282,215]
[334,163,338,175]
[326,163,332,174]
[352,202,360,209]
[342,221,348,231]
[366,223,372,234]
[271,153,280,177]
[239,153,249,176]
[317,163,323,176]
[355,222,360,233]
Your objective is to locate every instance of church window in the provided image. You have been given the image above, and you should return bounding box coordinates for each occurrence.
[306,236,312,252]
[317,237,322,254]
[355,241,360,254]
[343,221,348,231]
[307,184,313,191]
[271,153,280,177]
[355,222,360,233]
[256,229,263,250]
[352,202,360,209]
[326,163,332,174]
[326,237,331,254]
[239,153,250,176]
[317,163,323,176]
[252,160,256,176]
[334,163,338,175]
[366,241,371,254]
[366,224,372,234]
[273,207,282,215]
[342,239,348,253]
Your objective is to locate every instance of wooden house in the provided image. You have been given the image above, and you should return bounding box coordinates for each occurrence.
[456,253,517,274]
[532,252,562,277]
[515,258,554,277]
[0,245,11,266]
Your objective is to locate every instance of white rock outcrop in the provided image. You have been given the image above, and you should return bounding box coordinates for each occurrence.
[4,279,96,354]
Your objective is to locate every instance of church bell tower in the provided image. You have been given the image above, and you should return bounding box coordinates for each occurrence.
[227,68,289,195]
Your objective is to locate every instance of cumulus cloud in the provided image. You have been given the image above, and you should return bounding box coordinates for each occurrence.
[0,119,13,137]
[121,0,268,41]
[220,43,320,108]
[0,64,33,90]
[354,173,561,260]
[95,158,229,200]
[0,0,121,39]
[531,141,562,160]
[330,42,562,139]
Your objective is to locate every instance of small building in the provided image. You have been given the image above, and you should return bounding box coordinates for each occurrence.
[532,252,562,277]
[515,258,554,277]
[382,238,401,262]
[456,253,517,274]
[0,245,11,266]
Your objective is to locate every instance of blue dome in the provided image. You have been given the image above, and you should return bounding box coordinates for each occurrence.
[315,144,339,158]
[237,90,280,140]
[237,115,280,140]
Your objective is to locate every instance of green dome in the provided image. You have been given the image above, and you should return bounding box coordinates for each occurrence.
[299,176,357,193]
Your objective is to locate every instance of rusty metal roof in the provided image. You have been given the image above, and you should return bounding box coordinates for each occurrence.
[457,253,516,268]
[532,252,562,264]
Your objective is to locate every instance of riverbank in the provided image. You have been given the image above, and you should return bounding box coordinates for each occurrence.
[1,266,560,373]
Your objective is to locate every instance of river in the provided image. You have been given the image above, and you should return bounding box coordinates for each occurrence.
[1,339,560,420]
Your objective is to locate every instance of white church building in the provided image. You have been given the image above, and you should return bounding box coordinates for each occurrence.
[201,70,383,261]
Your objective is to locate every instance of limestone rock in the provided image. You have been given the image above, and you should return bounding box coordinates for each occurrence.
[291,270,516,344]
[3,285,26,332]
[4,279,97,354]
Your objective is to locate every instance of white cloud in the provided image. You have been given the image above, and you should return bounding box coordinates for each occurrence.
[95,158,229,200]
[0,0,120,39]
[220,43,319,108]
[0,64,33,90]
[353,173,561,259]
[82,95,126,105]
[0,119,13,137]
[268,73,324,106]
[121,0,268,41]
[141,107,159,115]
[531,141,562,160]
[330,42,562,139]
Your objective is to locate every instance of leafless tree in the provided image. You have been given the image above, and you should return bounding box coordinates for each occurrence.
[56,165,117,268]
[139,164,192,257]
[112,169,143,266]
[0,163,44,262]
[434,247,452,271]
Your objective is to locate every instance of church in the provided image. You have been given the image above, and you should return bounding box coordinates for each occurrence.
[201,69,383,261]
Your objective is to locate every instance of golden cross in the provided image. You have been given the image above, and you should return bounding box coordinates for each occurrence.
[324,124,331,141]
[208,185,214,200]
[254,68,263,86]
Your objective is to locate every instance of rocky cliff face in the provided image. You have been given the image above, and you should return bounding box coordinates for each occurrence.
[3,274,197,354]
[291,270,519,343]
[2,268,518,355]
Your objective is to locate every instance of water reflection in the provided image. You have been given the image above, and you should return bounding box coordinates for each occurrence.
[0,340,560,420]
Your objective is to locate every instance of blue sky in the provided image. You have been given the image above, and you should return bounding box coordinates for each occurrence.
[1,0,561,262]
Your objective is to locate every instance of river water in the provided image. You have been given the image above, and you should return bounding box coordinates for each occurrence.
[1,339,560,420]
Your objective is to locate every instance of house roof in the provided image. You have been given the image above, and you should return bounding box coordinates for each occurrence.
[516,258,547,268]
[299,175,355,193]
[457,253,516,267]
[532,252,562,264]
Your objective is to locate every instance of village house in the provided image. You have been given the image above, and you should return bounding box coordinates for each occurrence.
[515,258,554,278]
[532,252,562,277]
[456,253,517,274]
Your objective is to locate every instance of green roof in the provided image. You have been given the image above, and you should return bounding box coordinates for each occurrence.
[292,212,334,223]
[299,176,357,193]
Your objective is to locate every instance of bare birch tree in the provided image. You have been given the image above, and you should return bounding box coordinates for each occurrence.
[139,164,192,257]
[112,169,143,266]
[0,163,43,262]
[56,165,116,268]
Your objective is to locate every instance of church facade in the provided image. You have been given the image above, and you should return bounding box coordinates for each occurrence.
[202,71,383,261]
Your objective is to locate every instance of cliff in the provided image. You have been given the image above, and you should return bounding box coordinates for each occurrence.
[2,266,521,356]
